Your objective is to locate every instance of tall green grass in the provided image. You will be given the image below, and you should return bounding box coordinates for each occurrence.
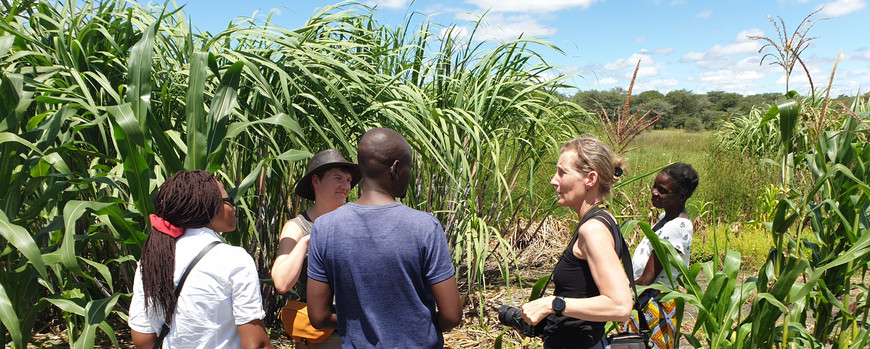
[0,0,582,346]
[640,93,870,348]
[612,129,779,224]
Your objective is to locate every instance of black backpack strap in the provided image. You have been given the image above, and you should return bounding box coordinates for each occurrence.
[594,214,651,337]
[154,240,222,349]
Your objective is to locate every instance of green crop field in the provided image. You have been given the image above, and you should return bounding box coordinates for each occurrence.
[1,1,867,348]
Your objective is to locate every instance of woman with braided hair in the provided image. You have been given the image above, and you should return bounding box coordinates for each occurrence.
[128,170,271,349]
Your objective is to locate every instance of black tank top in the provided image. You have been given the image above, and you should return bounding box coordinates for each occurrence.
[542,210,623,348]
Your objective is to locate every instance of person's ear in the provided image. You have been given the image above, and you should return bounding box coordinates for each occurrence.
[311,175,321,190]
[585,171,599,189]
[389,160,400,180]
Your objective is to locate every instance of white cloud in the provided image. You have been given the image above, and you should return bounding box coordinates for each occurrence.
[681,29,764,69]
[598,77,619,85]
[466,0,597,13]
[831,67,870,96]
[652,47,675,55]
[863,51,870,59]
[682,51,705,61]
[439,26,470,41]
[693,70,768,94]
[597,54,663,88]
[696,10,713,18]
[604,53,654,71]
[699,70,766,83]
[634,79,679,93]
[366,0,411,10]
[634,65,659,78]
[636,36,647,43]
[818,0,867,16]
[470,13,557,41]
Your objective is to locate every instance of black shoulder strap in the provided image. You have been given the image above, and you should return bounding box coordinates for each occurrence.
[300,210,312,223]
[540,204,608,295]
[595,214,651,336]
[154,240,222,349]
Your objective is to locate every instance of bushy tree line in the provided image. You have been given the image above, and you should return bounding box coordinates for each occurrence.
[570,88,867,131]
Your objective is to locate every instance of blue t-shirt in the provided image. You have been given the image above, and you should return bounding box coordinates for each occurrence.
[307,202,455,348]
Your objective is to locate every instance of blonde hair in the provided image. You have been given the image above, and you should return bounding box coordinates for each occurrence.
[560,137,625,196]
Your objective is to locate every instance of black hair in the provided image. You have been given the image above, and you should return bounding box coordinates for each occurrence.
[358,128,412,179]
[312,165,354,182]
[662,163,699,196]
[140,170,222,323]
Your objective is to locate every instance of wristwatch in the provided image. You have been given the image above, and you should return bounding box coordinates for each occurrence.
[552,296,566,316]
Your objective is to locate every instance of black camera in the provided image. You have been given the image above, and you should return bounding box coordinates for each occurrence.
[498,305,545,337]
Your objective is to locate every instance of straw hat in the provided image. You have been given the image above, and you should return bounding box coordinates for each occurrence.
[294,149,361,201]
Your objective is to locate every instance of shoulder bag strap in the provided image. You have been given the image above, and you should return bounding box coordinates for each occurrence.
[596,214,651,336]
[300,210,312,223]
[540,204,609,295]
[153,240,222,349]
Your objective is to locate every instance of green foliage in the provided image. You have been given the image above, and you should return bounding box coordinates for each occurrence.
[717,106,784,157]
[712,91,869,347]
[707,91,743,112]
[626,220,754,349]
[691,223,772,270]
[615,130,776,223]
[684,117,704,132]
[636,98,674,125]
[0,0,582,345]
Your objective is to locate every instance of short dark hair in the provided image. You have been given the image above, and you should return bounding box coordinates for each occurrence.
[358,128,411,178]
[662,163,699,196]
[312,165,354,182]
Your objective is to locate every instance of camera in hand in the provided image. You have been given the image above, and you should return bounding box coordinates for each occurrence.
[498,305,545,337]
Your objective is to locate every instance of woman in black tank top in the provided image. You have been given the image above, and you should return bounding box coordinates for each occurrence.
[519,138,634,349]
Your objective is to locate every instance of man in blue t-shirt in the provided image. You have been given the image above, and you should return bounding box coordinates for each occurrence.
[307,127,462,348]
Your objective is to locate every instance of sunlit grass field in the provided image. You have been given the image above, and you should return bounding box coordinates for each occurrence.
[604,129,776,271]
[521,128,777,272]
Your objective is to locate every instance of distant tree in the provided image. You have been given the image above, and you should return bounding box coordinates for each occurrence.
[638,90,665,101]
[665,89,708,128]
[684,117,704,132]
[666,90,700,114]
[739,92,783,111]
[637,99,674,129]
[699,109,726,130]
[706,91,742,112]
[571,88,627,120]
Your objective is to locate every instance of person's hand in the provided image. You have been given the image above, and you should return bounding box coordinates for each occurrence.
[521,296,555,325]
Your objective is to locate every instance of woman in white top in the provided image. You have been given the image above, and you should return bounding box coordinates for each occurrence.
[129,170,271,349]
[271,149,360,348]
[625,163,699,349]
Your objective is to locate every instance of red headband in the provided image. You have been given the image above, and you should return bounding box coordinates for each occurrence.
[149,214,184,238]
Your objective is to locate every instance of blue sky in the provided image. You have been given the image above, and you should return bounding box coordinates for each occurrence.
[144,0,869,96]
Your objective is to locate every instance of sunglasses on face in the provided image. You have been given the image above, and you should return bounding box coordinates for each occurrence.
[222,197,236,206]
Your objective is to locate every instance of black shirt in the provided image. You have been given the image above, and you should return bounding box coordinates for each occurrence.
[542,210,622,348]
